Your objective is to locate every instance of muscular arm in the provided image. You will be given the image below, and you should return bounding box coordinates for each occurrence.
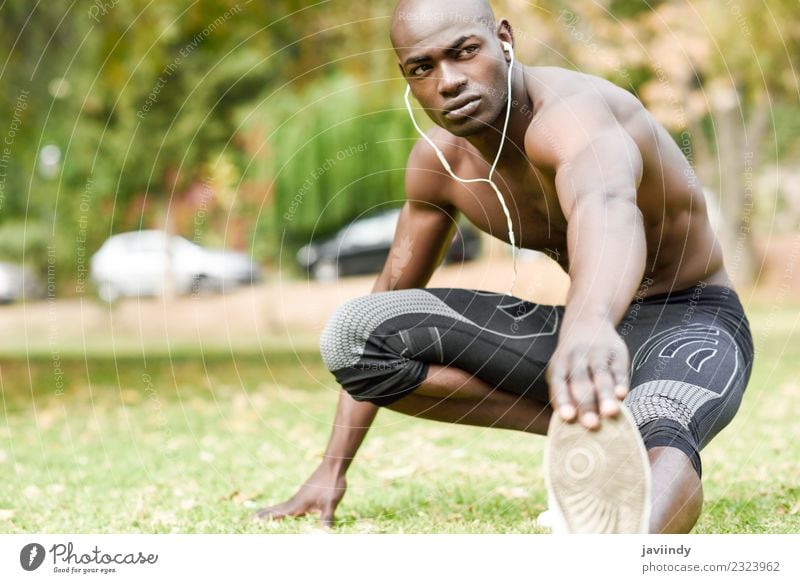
[255,138,457,525]
[316,196,457,485]
[556,128,646,328]
[527,95,646,428]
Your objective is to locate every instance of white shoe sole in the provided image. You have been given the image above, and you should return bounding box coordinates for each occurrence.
[544,405,651,533]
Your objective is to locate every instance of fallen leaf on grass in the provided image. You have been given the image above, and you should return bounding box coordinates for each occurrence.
[300,524,331,534]
[166,438,185,451]
[226,490,258,504]
[353,520,377,533]
[789,499,800,515]
[493,486,529,499]
[23,485,41,498]
[180,498,197,511]
[303,447,325,461]
[152,510,178,526]
[377,465,418,480]
[46,483,65,495]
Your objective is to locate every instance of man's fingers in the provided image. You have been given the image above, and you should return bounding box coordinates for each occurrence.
[566,358,599,429]
[589,354,619,418]
[320,501,337,528]
[569,375,599,429]
[252,503,290,522]
[548,365,576,421]
[252,498,309,522]
[609,347,630,399]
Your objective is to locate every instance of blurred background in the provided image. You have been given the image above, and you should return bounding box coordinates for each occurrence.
[0,0,798,343]
[0,0,798,534]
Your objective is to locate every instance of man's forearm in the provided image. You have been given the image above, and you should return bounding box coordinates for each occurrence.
[562,197,646,330]
[319,391,378,475]
[318,273,402,476]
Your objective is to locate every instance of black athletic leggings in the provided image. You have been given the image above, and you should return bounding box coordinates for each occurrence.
[319,283,754,477]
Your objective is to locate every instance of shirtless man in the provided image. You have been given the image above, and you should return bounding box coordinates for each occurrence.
[254,0,754,533]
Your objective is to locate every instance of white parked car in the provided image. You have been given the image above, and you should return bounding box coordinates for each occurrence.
[89,230,260,302]
[0,262,44,303]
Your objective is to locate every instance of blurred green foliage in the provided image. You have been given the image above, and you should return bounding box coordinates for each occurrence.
[0,0,797,290]
[0,0,410,284]
[254,74,416,261]
[0,220,52,276]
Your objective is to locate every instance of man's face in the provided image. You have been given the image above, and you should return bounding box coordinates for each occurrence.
[394,20,509,137]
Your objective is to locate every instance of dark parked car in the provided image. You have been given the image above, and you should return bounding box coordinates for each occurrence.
[297,208,482,281]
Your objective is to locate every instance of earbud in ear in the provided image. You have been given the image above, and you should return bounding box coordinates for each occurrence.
[500,41,514,60]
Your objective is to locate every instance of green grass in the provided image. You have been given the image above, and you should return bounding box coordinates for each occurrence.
[0,305,798,534]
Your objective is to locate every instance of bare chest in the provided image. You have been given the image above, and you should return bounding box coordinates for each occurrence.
[447,164,569,261]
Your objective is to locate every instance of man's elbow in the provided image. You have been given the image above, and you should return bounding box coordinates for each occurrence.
[573,190,641,222]
[602,185,638,205]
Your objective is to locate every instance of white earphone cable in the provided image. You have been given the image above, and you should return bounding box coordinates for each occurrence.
[404,43,518,295]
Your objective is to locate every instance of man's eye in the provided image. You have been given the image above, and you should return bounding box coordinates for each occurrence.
[458,45,479,57]
[411,64,432,76]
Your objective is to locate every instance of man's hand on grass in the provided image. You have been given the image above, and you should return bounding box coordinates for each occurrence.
[252,464,346,527]
[547,317,630,429]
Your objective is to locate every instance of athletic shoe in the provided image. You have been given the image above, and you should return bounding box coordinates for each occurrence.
[544,404,651,533]
[535,504,567,533]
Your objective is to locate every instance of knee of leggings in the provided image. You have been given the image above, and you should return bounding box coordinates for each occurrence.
[318,292,431,406]
[637,418,703,478]
[319,295,369,374]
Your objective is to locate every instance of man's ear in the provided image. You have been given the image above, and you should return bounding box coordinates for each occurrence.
[496,18,514,48]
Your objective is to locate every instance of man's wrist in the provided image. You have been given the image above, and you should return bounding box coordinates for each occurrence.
[561,307,614,330]
[320,454,351,475]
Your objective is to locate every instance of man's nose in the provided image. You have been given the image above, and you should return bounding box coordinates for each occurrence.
[437,62,467,97]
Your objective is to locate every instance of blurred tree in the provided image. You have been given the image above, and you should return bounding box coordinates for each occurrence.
[1,0,407,282]
[249,0,417,264]
[500,0,799,284]
[1,0,282,285]
[630,0,797,283]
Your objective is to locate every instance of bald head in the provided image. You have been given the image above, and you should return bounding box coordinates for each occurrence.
[390,0,497,49]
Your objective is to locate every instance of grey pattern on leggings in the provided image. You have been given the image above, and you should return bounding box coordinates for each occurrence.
[319,289,474,372]
[625,380,721,429]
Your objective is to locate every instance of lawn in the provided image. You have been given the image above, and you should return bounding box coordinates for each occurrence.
[0,303,798,534]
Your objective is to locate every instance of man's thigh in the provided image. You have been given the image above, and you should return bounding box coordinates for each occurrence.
[405,288,561,401]
[320,287,562,406]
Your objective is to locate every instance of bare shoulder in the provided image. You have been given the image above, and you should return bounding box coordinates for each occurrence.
[405,126,463,206]
[523,66,648,167]
[524,66,643,113]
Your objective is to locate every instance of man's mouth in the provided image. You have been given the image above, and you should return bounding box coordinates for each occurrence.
[444,97,481,121]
